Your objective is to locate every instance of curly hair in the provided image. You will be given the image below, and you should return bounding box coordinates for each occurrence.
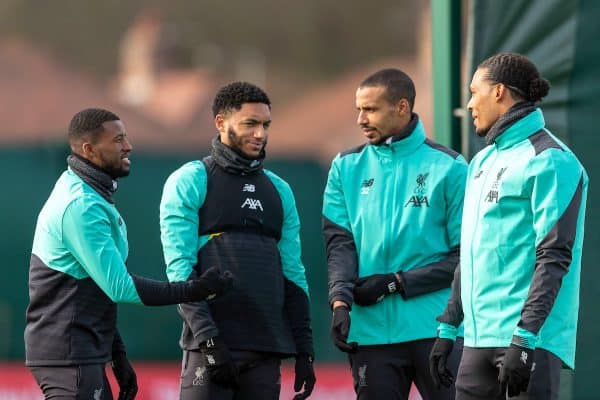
[478,53,550,102]
[359,68,416,111]
[212,81,271,117]
[68,108,120,143]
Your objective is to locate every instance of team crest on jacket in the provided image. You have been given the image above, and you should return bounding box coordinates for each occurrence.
[360,178,374,195]
[405,173,430,207]
[484,167,507,203]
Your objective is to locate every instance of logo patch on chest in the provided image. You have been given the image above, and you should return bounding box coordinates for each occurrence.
[242,183,256,192]
[241,197,264,211]
[405,173,430,207]
[484,167,507,203]
[360,178,374,195]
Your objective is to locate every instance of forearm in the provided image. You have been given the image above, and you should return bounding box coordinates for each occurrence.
[324,217,359,307]
[436,263,463,328]
[284,278,314,356]
[400,247,459,299]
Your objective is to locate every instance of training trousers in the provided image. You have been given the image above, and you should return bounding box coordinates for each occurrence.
[29,364,113,400]
[179,349,282,400]
[348,337,464,400]
[455,346,562,400]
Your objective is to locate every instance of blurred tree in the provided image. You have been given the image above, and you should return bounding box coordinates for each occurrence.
[0,0,420,82]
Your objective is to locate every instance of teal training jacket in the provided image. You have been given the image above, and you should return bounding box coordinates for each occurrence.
[323,116,467,345]
[459,109,587,368]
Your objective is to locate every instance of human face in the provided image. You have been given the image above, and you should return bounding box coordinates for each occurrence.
[216,103,271,159]
[467,68,504,137]
[84,120,132,178]
[355,86,408,144]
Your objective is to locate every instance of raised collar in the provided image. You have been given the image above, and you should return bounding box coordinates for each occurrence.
[494,108,545,150]
[371,114,426,157]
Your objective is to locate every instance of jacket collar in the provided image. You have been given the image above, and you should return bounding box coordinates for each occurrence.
[494,108,545,150]
[371,113,426,156]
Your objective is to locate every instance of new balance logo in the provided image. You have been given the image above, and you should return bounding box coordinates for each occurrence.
[242,183,255,192]
[93,388,103,400]
[361,178,374,195]
[241,198,264,211]
[387,281,397,293]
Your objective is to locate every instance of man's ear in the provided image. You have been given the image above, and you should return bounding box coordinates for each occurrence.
[397,99,410,116]
[81,141,94,158]
[215,114,226,133]
[494,83,507,102]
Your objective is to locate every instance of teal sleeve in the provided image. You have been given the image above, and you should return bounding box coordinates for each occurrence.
[322,157,352,231]
[518,149,586,334]
[265,170,309,296]
[437,322,458,341]
[445,155,467,247]
[160,162,207,282]
[61,197,142,304]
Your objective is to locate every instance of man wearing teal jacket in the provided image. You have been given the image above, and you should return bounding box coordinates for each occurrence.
[324,68,467,400]
[25,108,233,400]
[160,82,315,400]
[430,54,588,400]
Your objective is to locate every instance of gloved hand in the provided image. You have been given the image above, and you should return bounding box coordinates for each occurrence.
[330,305,358,353]
[111,352,138,400]
[292,353,316,400]
[353,273,401,306]
[200,337,239,388]
[428,338,455,389]
[499,343,534,397]
[191,267,234,301]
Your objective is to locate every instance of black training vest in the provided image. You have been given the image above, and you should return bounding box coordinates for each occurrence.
[198,157,283,239]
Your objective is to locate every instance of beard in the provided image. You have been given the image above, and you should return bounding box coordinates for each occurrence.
[227,126,266,158]
[475,126,490,137]
[99,154,130,179]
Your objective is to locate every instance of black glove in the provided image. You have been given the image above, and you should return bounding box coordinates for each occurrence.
[499,343,534,397]
[353,273,402,306]
[428,338,454,389]
[330,306,358,353]
[192,267,234,300]
[200,337,239,388]
[292,353,316,400]
[111,352,138,400]
[131,266,234,306]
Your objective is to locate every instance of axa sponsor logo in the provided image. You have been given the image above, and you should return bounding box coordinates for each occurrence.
[405,173,430,207]
[360,178,374,195]
[484,167,507,203]
[241,197,264,211]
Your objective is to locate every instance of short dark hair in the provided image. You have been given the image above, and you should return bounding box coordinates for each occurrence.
[211,81,271,117]
[68,108,120,143]
[359,68,416,111]
[478,53,550,102]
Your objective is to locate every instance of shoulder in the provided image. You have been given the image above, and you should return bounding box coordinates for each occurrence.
[423,138,461,159]
[164,160,207,188]
[264,169,292,194]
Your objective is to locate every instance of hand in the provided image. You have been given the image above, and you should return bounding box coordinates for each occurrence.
[292,353,316,400]
[111,352,138,400]
[192,267,234,300]
[499,343,534,397]
[330,305,358,353]
[200,337,239,388]
[353,273,401,306]
[428,338,455,389]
